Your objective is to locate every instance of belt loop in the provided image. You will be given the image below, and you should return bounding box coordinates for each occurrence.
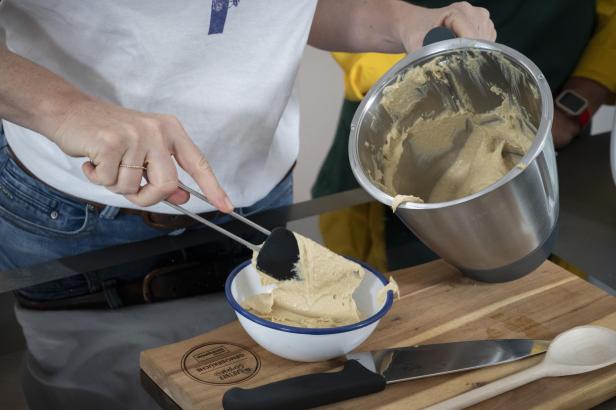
[102,283,124,309]
[84,271,103,293]
[91,273,123,309]
[99,205,121,220]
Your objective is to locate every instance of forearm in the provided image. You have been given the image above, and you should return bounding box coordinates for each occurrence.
[309,1,494,54]
[552,76,613,148]
[566,76,614,114]
[308,0,409,53]
[0,45,231,209]
[0,44,92,140]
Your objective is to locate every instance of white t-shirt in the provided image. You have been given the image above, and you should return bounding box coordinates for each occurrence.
[0,0,317,213]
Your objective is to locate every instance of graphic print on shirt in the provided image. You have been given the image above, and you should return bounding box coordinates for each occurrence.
[209,0,240,35]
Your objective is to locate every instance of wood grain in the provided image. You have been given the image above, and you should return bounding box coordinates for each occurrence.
[140,260,616,410]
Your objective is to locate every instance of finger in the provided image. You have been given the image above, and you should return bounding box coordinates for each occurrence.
[167,189,190,205]
[125,183,187,207]
[446,16,495,42]
[108,150,148,195]
[442,11,478,39]
[479,6,490,19]
[82,156,122,186]
[442,4,495,41]
[125,151,179,207]
[171,133,233,213]
[481,18,496,41]
[82,161,98,184]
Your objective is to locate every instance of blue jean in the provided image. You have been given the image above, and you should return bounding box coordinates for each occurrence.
[0,128,293,306]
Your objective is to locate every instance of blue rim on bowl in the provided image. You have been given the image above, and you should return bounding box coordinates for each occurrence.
[224,259,395,335]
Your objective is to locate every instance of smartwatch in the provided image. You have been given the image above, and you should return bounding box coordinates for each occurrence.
[555,89,592,128]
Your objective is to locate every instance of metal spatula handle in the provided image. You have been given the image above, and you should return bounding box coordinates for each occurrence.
[162,200,261,252]
[162,182,269,253]
[177,182,270,235]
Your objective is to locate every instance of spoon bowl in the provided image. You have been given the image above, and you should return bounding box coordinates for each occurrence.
[545,325,616,371]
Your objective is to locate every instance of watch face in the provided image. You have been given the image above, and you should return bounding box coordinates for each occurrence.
[557,90,587,116]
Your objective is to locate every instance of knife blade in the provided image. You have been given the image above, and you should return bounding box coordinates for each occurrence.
[222,339,549,410]
[348,338,550,383]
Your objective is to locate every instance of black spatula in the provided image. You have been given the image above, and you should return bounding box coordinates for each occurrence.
[255,227,300,281]
[163,182,300,281]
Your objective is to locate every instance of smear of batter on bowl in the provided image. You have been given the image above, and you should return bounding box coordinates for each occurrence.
[391,194,424,212]
[377,277,400,305]
[378,51,537,207]
[242,232,365,328]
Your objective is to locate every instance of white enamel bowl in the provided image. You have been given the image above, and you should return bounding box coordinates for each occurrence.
[225,259,394,362]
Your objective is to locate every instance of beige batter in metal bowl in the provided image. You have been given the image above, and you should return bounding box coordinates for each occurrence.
[349,39,558,282]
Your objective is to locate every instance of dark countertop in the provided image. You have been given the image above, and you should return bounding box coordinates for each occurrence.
[554,132,616,290]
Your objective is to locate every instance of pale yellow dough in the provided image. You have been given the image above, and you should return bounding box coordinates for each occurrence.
[379,52,536,203]
[391,194,424,212]
[242,232,365,328]
[377,276,400,305]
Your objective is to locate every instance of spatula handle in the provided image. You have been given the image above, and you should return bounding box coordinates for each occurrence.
[426,364,547,410]
[177,181,271,235]
[163,200,261,252]
[422,26,456,46]
[222,360,386,410]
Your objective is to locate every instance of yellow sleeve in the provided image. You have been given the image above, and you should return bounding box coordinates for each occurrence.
[332,52,406,102]
[319,203,387,272]
[573,0,616,93]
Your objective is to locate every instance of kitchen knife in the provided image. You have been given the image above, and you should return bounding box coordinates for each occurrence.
[222,339,549,410]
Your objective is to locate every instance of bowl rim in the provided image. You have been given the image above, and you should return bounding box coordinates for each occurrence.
[224,259,394,335]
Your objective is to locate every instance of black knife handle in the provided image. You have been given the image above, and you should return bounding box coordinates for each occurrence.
[222,360,386,410]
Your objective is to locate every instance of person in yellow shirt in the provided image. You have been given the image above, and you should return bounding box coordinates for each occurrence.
[312,0,616,272]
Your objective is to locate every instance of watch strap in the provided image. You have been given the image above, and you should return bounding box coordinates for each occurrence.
[578,108,592,128]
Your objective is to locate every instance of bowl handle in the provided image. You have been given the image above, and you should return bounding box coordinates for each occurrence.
[422,27,457,47]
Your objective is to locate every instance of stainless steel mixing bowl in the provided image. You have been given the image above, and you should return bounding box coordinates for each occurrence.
[349,39,558,282]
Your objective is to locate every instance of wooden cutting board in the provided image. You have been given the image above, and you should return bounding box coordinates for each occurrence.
[140,260,616,409]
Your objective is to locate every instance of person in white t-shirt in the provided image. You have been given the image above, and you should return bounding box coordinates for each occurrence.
[0,1,495,409]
